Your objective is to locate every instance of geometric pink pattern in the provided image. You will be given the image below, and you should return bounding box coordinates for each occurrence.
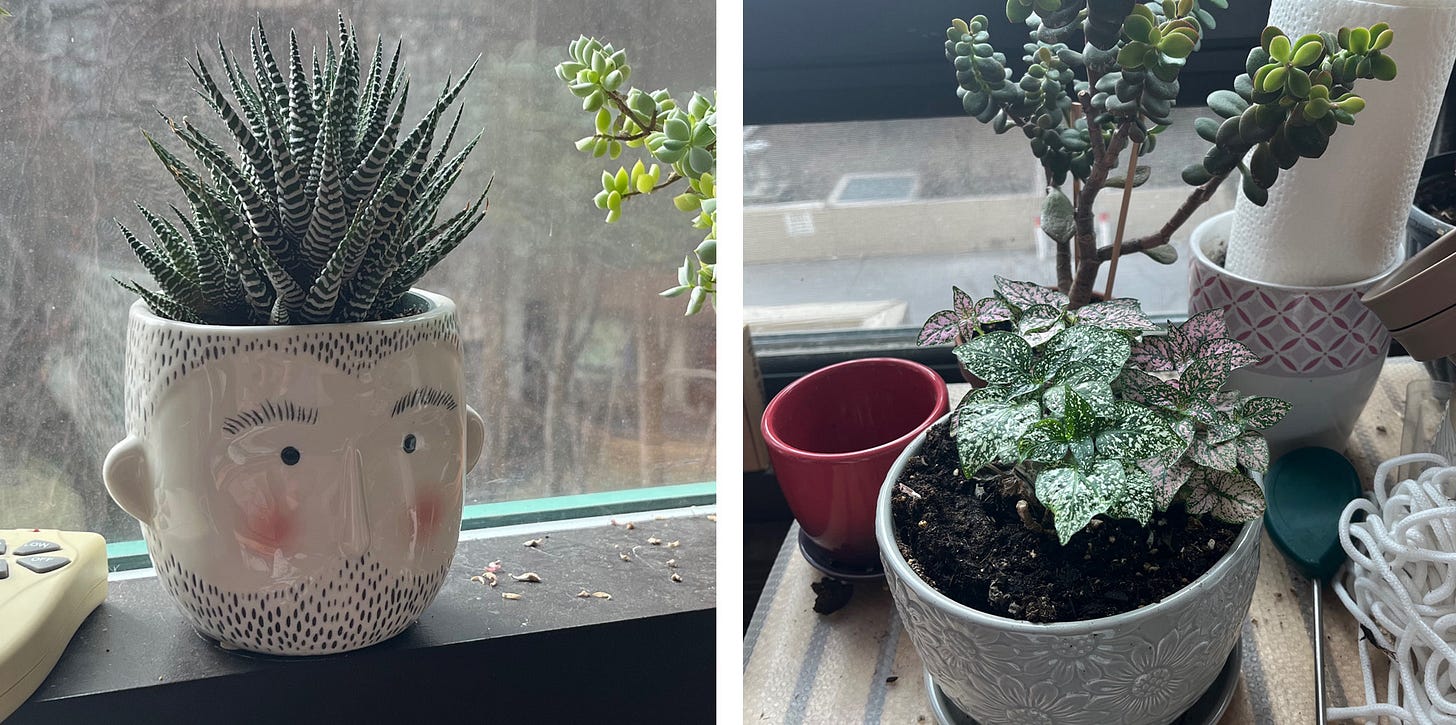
[1189,259,1391,377]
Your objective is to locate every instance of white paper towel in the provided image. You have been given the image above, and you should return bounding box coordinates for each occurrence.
[1222,0,1456,287]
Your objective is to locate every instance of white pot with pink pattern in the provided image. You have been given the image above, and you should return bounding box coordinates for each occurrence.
[1189,211,1394,458]
[102,289,486,655]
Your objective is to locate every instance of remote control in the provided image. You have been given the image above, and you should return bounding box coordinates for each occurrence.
[0,529,107,722]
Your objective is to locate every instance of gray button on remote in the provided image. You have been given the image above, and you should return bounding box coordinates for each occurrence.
[16,556,69,574]
[14,540,60,556]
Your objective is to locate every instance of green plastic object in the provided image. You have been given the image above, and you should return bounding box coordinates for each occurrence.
[1263,446,1364,581]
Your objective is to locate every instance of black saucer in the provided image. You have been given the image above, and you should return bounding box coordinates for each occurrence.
[796,529,883,581]
[925,639,1242,725]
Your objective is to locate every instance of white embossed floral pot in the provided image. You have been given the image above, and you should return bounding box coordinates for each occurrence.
[877,416,1261,725]
[102,289,485,655]
[1190,211,1394,458]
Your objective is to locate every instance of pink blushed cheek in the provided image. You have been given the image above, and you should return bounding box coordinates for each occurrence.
[410,491,446,539]
[239,502,296,557]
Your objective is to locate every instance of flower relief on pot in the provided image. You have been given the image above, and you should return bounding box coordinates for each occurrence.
[101,16,490,655]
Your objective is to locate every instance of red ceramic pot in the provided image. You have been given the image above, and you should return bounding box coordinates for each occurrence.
[761,358,949,575]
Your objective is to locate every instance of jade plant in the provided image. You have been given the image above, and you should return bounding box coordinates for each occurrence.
[921,277,1289,544]
[947,1,1397,306]
[117,16,489,325]
[554,36,717,315]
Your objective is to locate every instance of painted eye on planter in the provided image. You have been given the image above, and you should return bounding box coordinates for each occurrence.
[403,434,418,454]
[280,446,301,466]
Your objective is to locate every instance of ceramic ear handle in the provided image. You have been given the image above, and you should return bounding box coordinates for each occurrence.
[102,435,155,525]
[465,405,485,474]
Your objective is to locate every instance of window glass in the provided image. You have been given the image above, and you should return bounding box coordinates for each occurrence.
[0,0,715,542]
[744,107,1236,334]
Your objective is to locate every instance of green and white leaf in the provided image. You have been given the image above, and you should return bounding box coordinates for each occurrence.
[1018,418,1071,464]
[1036,324,1132,385]
[1017,304,1067,347]
[1095,402,1181,461]
[1106,463,1156,526]
[953,331,1034,386]
[1036,461,1124,545]
[1044,380,1116,419]
[953,396,1041,475]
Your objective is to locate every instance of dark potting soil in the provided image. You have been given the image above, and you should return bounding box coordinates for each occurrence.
[892,422,1241,623]
[1416,173,1456,227]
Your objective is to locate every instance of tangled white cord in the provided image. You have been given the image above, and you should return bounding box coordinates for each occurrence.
[1330,453,1456,724]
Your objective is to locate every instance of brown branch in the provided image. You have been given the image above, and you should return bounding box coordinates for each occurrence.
[621,171,686,201]
[1096,171,1231,261]
[1103,140,1142,299]
[1068,125,1130,308]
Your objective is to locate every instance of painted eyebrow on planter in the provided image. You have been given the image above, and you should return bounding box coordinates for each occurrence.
[391,387,459,417]
[222,400,320,435]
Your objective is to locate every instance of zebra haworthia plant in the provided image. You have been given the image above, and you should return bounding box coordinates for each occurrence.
[919,278,1289,545]
[117,16,489,326]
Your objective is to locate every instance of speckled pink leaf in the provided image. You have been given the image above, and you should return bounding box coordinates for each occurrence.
[953,286,976,319]
[1240,396,1292,430]
[976,296,1014,325]
[995,276,1069,311]
[1117,368,1181,410]
[1129,336,1179,372]
[1197,337,1260,370]
[1188,433,1239,472]
[1185,467,1265,523]
[1174,308,1230,352]
[1076,298,1159,333]
[918,310,959,347]
[1140,454,1194,510]
[1237,432,1270,473]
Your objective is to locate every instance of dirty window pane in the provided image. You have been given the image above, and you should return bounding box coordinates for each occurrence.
[0,1,715,541]
[744,109,1235,334]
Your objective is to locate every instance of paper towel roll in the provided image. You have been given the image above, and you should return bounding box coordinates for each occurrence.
[1221,0,1456,287]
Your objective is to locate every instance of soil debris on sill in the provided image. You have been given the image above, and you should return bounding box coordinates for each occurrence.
[502,592,522,600]
[578,590,613,600]
[885,676,899,685]
[891,421,1240,623]
[523,537,547,548]
[618,551,631,562]
[511,572,542,583]
[647,536,663,545]
[811,577,854,615]
[707,514,717,522]
[671,573,683,583]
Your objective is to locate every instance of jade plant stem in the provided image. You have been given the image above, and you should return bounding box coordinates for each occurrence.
[1061,124,1233,309]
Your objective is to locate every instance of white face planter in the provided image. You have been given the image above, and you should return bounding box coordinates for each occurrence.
[103,289,485,655]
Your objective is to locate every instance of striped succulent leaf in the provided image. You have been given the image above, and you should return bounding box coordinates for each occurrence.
[118,16,486,325]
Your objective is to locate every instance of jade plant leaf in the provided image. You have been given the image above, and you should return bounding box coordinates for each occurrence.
[1041,187,1076,245]
[955,331,1034,385]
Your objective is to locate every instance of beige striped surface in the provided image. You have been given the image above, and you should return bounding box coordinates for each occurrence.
[745,358,1427,724]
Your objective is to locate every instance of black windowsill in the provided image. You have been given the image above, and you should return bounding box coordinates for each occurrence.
[9,511,717,725]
